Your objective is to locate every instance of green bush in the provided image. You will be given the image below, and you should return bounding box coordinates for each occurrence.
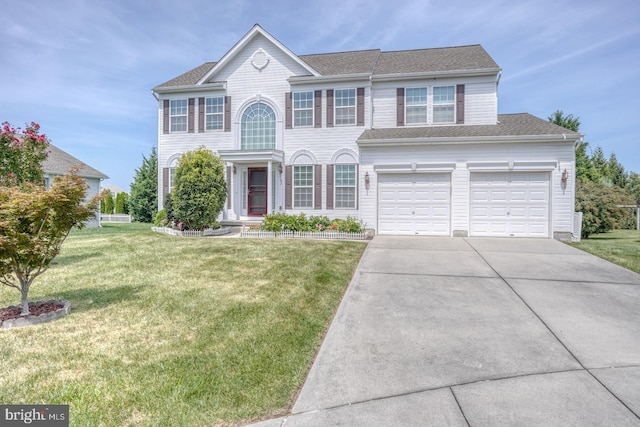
[576,182,635,238]
[260,213,365,233]
[172,147,226,231]
[154,209,167,227]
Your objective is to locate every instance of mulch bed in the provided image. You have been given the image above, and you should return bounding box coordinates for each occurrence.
[0,301,64,322]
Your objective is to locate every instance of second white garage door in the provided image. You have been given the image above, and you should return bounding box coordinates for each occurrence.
[378,173,451,235]
[470,172,550,237]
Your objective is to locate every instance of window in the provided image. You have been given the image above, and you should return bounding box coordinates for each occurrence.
[405,88,427,124]
[293,165,313,208]
[241,102,276,150]
[335,164,356,208]
[205,97,224,130]
[168,167,176,193]
[433,86,455,123]
[335,89,356,125]
[170,99,188,132]
[293,91,313,127]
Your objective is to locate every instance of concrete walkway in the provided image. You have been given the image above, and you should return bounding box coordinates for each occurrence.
[249,236,640,426]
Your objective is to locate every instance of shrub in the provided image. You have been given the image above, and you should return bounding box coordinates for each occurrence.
[259,213,365,233]
[172,147,226,231]
[576,181,635,238]
[154,209,167,227]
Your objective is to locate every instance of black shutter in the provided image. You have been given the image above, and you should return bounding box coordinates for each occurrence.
[198,97,205,132]
[326,164,334,210]
[224,96,231,132]
[162,100,169,134]
[285,165,293,210]
[162,168,169,202]
[285,92,292,129]
[456,84,465,124]
[357,87,365,126]
[396,88,404,126]
[188,98,195,133]
[314,90,322,128]
[326,89,334,127]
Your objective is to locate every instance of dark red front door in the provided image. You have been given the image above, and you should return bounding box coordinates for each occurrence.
[248,168,267,216]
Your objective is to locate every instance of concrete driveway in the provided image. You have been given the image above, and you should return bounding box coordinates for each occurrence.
[250,237,640,426]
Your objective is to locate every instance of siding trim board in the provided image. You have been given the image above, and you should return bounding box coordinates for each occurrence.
[326,89,334,127]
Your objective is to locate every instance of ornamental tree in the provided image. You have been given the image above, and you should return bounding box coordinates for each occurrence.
[172,147,227,230]
[0,173,99,316]
[0,121,49,187]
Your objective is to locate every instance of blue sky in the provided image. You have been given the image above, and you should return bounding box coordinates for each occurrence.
[2,0,638,190]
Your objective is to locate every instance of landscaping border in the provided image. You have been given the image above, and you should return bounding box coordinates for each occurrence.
[151,226,232,237]
[1,300,71,329]
[240,229,370,240]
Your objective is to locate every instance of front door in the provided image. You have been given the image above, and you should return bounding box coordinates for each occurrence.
[248,168,267,216]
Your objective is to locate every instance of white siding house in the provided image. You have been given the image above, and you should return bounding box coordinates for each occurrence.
[43,144,109,228]
[153,24,581,240]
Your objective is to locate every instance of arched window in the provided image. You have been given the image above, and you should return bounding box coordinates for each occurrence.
[241,102,276,150]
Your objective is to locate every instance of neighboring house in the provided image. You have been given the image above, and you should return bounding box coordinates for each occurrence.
[43,144,109,228]
[153,24,581,239]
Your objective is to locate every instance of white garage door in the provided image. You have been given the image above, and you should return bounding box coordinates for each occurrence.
[378,173,451,235]
[470,172,550,237]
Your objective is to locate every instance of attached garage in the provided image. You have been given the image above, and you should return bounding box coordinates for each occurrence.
[378,173,451,235]
[469,171,550,237]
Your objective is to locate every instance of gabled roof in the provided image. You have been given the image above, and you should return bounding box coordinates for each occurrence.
[196,24,320,85]
[155,62,216,89]
[357,114,582,144]
[153,26,500,90]
[44,144,109,180]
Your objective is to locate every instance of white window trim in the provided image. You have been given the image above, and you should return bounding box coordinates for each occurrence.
[293,91,314,128]
[205,96,224,131]
[334,88,356,126]
[405,87,428,125]
[334,164,357,209]
[432,85,456,124]
[293,165,314,209]
[170,99,188,133]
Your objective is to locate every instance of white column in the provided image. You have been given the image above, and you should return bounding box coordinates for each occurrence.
[267,160,273,214]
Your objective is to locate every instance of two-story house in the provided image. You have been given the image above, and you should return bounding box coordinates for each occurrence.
[153,24,580,239]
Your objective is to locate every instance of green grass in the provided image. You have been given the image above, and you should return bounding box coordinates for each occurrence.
[570,229,640,274]
[0,223,366,426]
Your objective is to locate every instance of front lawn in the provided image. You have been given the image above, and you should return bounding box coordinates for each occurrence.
[570,229,640,274]
[0,223,366,426]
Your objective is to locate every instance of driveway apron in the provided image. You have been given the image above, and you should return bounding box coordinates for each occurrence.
[251,236,640,426]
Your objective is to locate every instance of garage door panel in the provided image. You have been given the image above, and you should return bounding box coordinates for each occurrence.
[470,172,549,238]
[378,173,451,236]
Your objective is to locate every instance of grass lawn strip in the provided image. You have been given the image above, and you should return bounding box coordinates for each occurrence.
[0,223,366,426]
[570,229,640,274]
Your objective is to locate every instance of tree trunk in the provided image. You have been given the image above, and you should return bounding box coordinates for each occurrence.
[20,285,30,316]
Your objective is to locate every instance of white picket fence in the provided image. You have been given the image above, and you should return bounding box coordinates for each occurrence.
[240,229,369,240]
[101,214,132,223]
[151,226,231,237]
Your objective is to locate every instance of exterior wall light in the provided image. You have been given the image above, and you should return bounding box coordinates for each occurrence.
[364,171,370,186]
[278,164,283,174]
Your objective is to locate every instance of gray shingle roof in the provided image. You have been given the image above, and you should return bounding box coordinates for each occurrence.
[374,45,499,75]
[358,114,582,142]
[154,43,499,89]
[155,62,216,89]
[299,49,380,75]
[44,144,109,179]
